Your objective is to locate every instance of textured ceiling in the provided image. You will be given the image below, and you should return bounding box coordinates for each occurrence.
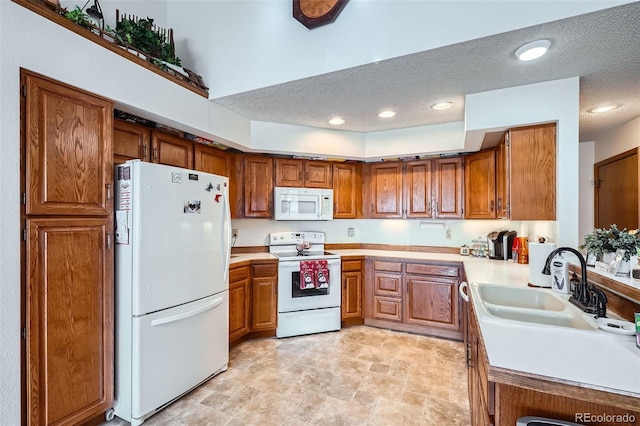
[213,3,640,142]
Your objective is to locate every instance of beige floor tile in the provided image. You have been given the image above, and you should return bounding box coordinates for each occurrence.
[368,397,423,426]
[357,372,406,401]
[101,325,469,426]
[312,396,372,425]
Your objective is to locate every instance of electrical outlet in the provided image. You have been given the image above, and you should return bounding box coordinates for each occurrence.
[348,228,355,238]
[232,229,238,239]
[445,228,452,239]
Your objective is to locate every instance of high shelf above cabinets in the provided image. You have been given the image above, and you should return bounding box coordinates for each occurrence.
[365,157,464,219]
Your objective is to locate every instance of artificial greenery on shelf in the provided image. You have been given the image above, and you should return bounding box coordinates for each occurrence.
[115,17,181,66]
[64,5,92,28]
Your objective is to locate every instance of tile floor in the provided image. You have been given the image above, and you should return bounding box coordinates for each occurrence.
[104,325,470,426]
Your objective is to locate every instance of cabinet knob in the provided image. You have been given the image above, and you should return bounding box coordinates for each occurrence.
[490,200,494,212]
[143,144,148,160]
[153,147,159,161]
[106,184,112,203]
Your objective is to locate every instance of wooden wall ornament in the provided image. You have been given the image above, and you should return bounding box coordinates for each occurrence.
[293,0,349,29]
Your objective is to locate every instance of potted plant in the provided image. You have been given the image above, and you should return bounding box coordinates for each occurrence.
[580,224,639,262]
[115,17,182,67]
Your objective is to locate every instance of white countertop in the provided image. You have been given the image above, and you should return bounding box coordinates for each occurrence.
[233,249,640,396]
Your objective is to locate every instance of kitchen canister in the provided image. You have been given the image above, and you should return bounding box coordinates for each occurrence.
[528,242,557,288]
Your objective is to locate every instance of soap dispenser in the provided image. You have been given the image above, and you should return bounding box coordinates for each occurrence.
[550,255,570,294]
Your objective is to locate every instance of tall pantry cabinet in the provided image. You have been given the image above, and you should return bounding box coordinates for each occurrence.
[21,70,114,425]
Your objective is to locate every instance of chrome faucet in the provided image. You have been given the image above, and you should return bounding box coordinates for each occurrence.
[542,247,591,310]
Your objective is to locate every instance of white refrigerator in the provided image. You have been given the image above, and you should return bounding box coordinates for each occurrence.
[112,160,231,426]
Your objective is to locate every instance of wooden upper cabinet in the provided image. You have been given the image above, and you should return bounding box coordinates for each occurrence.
[23,71,113,217]
[275,158,333,188]
[150,131,193,169]
[496,136,510,219]
[433,157,463,218]
[304,160,332,188]
[405,160,433,218]
[275,158,303,186]
[193,144,230,177]
[464,150,496,219]
[333,162,362,219]
[113,120,150,164]
[244,156,273,218]
[229,153,244,219]
[368,162,404,218]
[26,217,114,425]
[509,123,556,220]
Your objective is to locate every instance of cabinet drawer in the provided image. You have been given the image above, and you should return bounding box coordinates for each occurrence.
[229,266,250,284]
[373,272,402,297]
[342,259,363,272]
[373,260,402,272]
[406,263,459,277]
[252,263,278,278]
[373,296,402,322]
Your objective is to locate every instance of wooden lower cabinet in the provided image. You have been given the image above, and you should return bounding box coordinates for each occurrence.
[365,259,463,340]
[229,265,251,344]
[26,218,113,426]
[466,295,640,426]
[251,263,278,331]
[341,259,363,324]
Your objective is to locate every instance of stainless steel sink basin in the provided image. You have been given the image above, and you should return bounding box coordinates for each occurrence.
[484,304,598,331]
[479,284,565,311]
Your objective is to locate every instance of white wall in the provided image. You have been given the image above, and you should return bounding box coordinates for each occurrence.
[579,141,596,244]
[365,122,466,159]
[231,219,557,249]
[166,0,630,98]
[594,116,640,162]
[465,78,581,248]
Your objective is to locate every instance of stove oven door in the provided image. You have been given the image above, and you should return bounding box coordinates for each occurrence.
[277,258,341,313]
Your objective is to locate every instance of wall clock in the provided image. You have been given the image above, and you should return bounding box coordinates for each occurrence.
[293,0,349,29]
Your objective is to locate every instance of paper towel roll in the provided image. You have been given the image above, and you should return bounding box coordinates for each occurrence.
[528,242,557,287]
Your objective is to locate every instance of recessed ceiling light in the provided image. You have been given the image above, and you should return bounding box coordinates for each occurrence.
[515,39,551,61]
[378,110,396,118]
[431,102,452,110]
[329,117,345,125]
[588,104,621,113]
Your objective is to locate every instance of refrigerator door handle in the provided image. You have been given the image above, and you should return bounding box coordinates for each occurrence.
[222,189,232,283]
[150,296,225,327]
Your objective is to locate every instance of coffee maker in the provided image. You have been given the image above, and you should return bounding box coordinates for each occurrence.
[487,230,518,260]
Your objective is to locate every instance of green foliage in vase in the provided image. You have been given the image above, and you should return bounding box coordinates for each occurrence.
[580,224,639,262]
[115,17,181,66]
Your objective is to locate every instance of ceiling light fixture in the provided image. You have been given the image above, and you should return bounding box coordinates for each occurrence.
[328,117,345,125]
[515,39,551,61]
[588,104,621,113]
[378,111,396,118]
[431,102,452,110]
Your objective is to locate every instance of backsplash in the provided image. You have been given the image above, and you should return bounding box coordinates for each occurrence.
[230,218,556,249]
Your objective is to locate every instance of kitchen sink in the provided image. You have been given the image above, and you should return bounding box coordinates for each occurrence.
[478,284,565,311]
[484,304,597,331]
[470,283,598,331]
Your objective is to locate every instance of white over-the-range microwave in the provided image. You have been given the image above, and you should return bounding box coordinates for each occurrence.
[274,187,333,221]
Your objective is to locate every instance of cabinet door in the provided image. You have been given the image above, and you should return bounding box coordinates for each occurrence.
[193,144,230,176]
[304,160,333,188]
[150,131,194,168]
[114,119,150,164]
[342,271,363,319]
[433,157,463,218]
[509,123,556,220]
[405,160,433,218]
[405,275,460,330]
[495,137,510,219]
[229,270,251,343]
[369,162,403,218]
[333,162,362,219]
[244,156,274,218]
[373,271,403,297]
[23,71,113,217]
[229,153,244,218]
[274,158,303,187]
[252,276,277,330]
[26,217,113,426]
[464,150,496,219]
